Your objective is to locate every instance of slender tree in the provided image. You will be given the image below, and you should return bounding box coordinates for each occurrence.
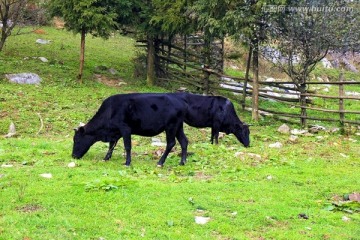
[220,0,285,120]
[0,0,28,51]
[266,0,356,88]
[47,0,123,82]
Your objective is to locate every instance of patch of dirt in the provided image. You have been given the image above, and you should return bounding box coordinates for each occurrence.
[94,74,127,88]
[33,29,46,34]
[194,171,212,181]
[53,17,64,29]
[0,111,8,118]
[16,204,43,213]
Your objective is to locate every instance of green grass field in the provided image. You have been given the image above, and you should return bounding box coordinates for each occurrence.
[1,27,359,239]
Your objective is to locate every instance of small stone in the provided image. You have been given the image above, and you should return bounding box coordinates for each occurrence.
[288,135,298,143]
[39,57,48,63]
[151,138,166,147]
[67,162,76,168]
[151,142,167,147]
[36,39,51,44]
[342,216,351,222]
[277,124,290,134]
[247,153,262,161]
[5,73,41,84]
[1,164,13,168]
[266,175,273,180]
[40,173,52,179]
[269,142,283,148]
[108,68,118,75]
[195,216,211,225]
[309,125,326,134]
[291,129,308,135]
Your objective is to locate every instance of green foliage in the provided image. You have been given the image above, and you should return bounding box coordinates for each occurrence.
[150,0,191,35]
[47,0,119,38]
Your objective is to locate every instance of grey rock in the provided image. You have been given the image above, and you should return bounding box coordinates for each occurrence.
[277,124,290,134]
[39,57,48,62]
[36,39,51,44]
[108,68,118,75]
[6,73,41,84]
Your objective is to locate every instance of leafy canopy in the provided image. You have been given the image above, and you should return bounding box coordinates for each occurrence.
[47,0,121,38]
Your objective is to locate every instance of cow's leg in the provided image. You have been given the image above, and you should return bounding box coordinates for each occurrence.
[176,127,188,165]
[157,130,176,167]
[211,126,220,144]
[122,133,132,166]
[104,140,118,161]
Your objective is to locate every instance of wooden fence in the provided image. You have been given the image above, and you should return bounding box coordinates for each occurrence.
[147,36,360,127]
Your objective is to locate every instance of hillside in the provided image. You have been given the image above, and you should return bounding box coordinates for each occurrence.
[0,27,359,239]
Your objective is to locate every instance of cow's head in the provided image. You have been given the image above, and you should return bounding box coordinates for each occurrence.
[234,123,250,147]
[72,124,97,159]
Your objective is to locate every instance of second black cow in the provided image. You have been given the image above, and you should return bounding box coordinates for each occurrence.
[173,92,250,146]
[72,93,188,166]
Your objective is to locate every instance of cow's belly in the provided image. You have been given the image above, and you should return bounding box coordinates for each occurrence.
[131,127,166,137]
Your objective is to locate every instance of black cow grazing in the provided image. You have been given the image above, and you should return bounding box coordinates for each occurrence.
[172,92,250,146]
[72,93,189,167]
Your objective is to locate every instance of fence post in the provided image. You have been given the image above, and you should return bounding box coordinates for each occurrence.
[339,72,345,132]
[202,65,210,95]
[299,83,307,128]
[184,35,187,72]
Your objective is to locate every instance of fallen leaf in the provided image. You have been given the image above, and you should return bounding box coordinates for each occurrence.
[349,193,360,202]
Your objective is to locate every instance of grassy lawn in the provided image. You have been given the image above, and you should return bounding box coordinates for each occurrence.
[1,27,360,239]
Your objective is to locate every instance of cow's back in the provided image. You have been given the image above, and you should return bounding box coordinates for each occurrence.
[174,93,228,128]
[108,93,186,136]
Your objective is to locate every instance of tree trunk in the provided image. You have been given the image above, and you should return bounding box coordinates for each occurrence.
[252,41,259,121]
[78,28,86,83]
[146,35,156,86]
[242,46,252,110]
[0,33,6,51]
[0,17,9,51]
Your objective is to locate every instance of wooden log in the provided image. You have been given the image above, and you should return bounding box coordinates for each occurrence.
[293,105,360,114]
[301,93,360,100]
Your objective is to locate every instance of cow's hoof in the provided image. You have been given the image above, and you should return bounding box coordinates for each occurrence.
[124,163,131,167]
[179,162,185,166]
[157,164,163,168]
